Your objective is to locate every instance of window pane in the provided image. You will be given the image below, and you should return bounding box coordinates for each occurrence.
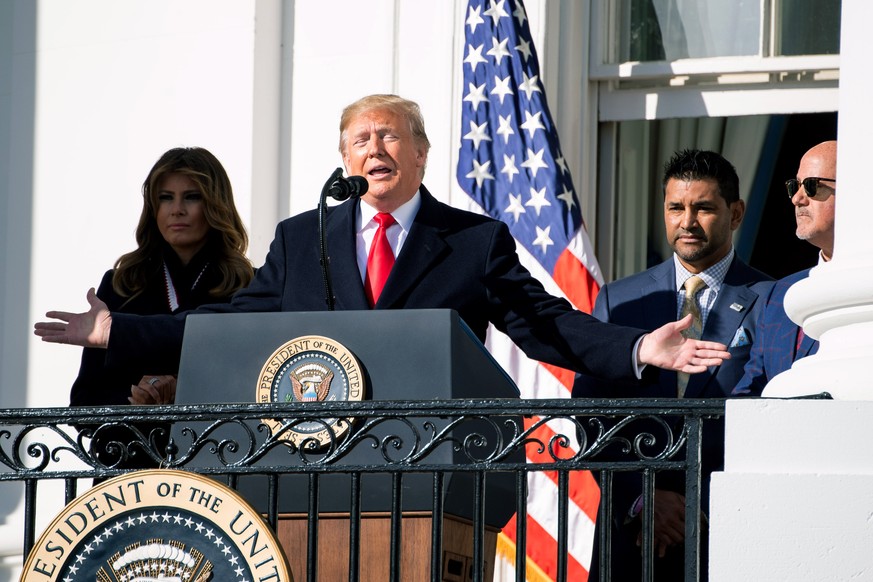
[620,0,762,62]
[775,0,841,56]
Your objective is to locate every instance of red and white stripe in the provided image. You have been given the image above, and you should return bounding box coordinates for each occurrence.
[483,227,603,581]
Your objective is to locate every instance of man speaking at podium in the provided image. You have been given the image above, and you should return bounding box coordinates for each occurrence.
[36,94,729,382]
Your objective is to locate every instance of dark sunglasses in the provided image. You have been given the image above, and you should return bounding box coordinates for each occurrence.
[785,177,836,199]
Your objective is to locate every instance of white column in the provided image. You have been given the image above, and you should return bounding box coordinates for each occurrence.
[764,0,873,399]
[711,400,873,581]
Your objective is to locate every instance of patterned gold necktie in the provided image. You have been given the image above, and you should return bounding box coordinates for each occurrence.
[677,275,707,397]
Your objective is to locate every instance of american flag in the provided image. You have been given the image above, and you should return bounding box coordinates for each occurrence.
[455,1,603,580]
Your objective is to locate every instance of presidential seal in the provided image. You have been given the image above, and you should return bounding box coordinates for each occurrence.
[21,469,292,582]
[256,335,365,447]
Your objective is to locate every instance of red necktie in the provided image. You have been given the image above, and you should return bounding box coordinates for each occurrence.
[365,212,396,307]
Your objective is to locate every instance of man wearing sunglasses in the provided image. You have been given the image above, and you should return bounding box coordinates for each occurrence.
[733,140,837,396]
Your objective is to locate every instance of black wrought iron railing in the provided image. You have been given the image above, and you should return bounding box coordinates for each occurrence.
[1,398,725,582]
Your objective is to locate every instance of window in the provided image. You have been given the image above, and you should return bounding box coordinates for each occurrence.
[577,1,842,278]
[775,0,841,56]
[616,0,841,63]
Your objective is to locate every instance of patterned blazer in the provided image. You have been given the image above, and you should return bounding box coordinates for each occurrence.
[732,269,819,396]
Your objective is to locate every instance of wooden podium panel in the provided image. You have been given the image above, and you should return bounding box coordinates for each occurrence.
[276,513,497,582]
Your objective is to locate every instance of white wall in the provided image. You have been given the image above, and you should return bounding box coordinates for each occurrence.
[711,400,873,581]
[2,0,261,575]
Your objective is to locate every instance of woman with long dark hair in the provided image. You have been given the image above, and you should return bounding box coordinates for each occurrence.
[70,146,253,468]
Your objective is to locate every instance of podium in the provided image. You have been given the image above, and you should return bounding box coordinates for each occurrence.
[174,309,522,581]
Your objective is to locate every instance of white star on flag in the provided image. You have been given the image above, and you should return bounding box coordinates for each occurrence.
[496,114,515,143]
[532,224,554,253]
[484,0,509,24]
[463,82,488,111]
[504,193,526,221]
[466,5,485,32]
[464,44,487,72]
[466,159,495,187]
[519,109,545,138]
[501,153,520,182]
[518,71,542,99]
[525,185,551,215]
[515,37,532,61]
[558,184,577,209]
[521,147,548,178]
[464,120,492,149]
[512,2,527,26]
[490,75,514,104]
[487,36,511,64]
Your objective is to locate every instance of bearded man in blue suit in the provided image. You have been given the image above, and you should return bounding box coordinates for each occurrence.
[573,149,773,581]
[733,140,837,396]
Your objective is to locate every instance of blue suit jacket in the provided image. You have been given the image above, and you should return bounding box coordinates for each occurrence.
[571,255,773,526]
[109,186,645,381]
[573,255,774,399]
[732,269,818,396]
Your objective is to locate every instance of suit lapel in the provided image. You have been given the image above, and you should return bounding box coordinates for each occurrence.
[785,269,816,364]
[774,318,801,372]
[375,187,449,308]
[642,262,676,330]
[700,262,757,347]
[326,200,370,310]
[682,258,760,398]
[684,283,754,397]
[772,273,807,372]
[645,262,680,393]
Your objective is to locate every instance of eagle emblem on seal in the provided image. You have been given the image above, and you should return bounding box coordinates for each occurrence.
[289,363,334,402]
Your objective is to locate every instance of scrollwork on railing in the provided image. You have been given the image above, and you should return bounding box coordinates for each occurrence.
[581,413,687,461]
[0,399,723,478]
[0,424,86,472]
[173,417,267,466]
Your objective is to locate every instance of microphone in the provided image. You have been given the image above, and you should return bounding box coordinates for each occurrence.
[328,175,369,201]
[318,168,369,311]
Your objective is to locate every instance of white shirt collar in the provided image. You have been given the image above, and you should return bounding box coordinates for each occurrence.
[673,248,734,293]
[357,190,422,233]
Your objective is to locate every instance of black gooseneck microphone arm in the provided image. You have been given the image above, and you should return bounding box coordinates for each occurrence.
[318,168,369,310]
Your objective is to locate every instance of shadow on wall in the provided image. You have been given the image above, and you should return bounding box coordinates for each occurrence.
[0,0,37,568]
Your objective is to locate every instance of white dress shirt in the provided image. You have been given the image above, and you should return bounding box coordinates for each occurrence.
[354,191,422,283]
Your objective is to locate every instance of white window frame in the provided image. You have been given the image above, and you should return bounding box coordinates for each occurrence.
[588,0,840,121]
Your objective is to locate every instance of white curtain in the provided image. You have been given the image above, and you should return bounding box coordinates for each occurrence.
[649,0,761,59]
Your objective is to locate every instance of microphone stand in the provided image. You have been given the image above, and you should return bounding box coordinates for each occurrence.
[318,168,345,311]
